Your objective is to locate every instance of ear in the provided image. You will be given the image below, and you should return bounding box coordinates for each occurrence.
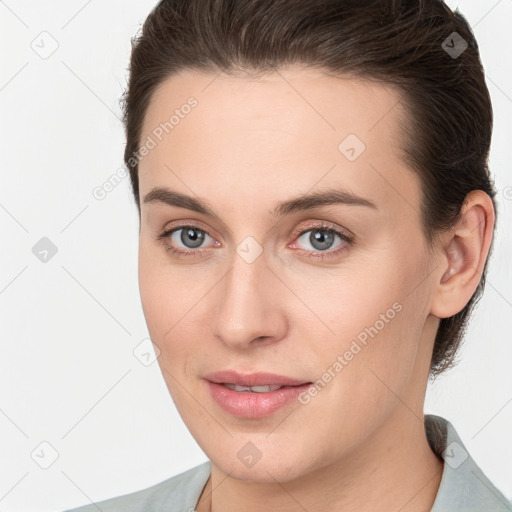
[430,190,495,319]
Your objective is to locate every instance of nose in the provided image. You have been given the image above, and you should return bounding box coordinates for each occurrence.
[211,249,288,350]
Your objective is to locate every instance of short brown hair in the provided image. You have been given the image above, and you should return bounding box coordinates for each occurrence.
[122,0,497,377]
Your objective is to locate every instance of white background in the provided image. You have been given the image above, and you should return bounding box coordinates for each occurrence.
[0,1,511,510]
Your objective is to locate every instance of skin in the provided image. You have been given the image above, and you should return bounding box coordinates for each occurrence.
[137,66,495,512]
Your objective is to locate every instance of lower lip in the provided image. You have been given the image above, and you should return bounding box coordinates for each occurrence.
[205,381,312,418]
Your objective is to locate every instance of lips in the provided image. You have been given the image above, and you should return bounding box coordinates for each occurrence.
[203,370,314,418]
[203,369,311,387]
[205,380,313,418]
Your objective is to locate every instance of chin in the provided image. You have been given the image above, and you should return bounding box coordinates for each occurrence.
[203,437,319,484]
[214,457,307,483]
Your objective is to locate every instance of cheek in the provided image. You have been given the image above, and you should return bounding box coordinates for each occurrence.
[279,253,406,343]
[138,238,196,334]
[291,249,428,386]
[290,279,427,453]
[138,242,214,382]
[138,243,183,358]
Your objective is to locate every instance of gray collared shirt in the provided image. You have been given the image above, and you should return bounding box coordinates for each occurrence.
[64,414,512,511]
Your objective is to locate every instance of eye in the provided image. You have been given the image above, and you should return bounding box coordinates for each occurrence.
[156,225,218,257]
[291,223,354,259]
[156,221,354,260]
[172,227,210,249]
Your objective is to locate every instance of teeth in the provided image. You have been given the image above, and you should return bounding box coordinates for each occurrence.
[224,383,283,392]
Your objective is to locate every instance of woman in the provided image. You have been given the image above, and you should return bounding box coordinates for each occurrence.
[65,0,511,510]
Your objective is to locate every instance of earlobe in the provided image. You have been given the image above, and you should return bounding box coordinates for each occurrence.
[430,190,495,318]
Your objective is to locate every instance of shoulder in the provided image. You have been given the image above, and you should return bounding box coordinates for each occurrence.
[61,461,212,512]
[427,414,512,511]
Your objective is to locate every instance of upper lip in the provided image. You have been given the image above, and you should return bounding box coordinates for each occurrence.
[204,370,311,387]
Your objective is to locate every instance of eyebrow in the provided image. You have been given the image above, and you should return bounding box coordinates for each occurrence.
[143,186,377,219]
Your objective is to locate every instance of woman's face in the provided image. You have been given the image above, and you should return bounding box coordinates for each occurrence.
[137,66,441,481]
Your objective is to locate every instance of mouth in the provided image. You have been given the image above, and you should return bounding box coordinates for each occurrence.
[203,370,314,418]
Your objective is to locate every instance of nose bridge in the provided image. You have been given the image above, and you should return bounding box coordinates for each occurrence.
[212,245,284,348]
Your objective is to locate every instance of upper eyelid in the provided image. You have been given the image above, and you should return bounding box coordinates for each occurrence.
[294,221,352,238]
[163,222,345,236]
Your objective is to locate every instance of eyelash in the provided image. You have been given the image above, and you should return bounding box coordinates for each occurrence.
[156,222,354,260]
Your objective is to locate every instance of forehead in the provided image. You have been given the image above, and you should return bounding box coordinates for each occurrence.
[142,66,407,152]
[138,66,420,219]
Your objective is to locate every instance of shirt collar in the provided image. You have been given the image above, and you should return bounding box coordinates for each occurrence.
[426,414,511,511]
